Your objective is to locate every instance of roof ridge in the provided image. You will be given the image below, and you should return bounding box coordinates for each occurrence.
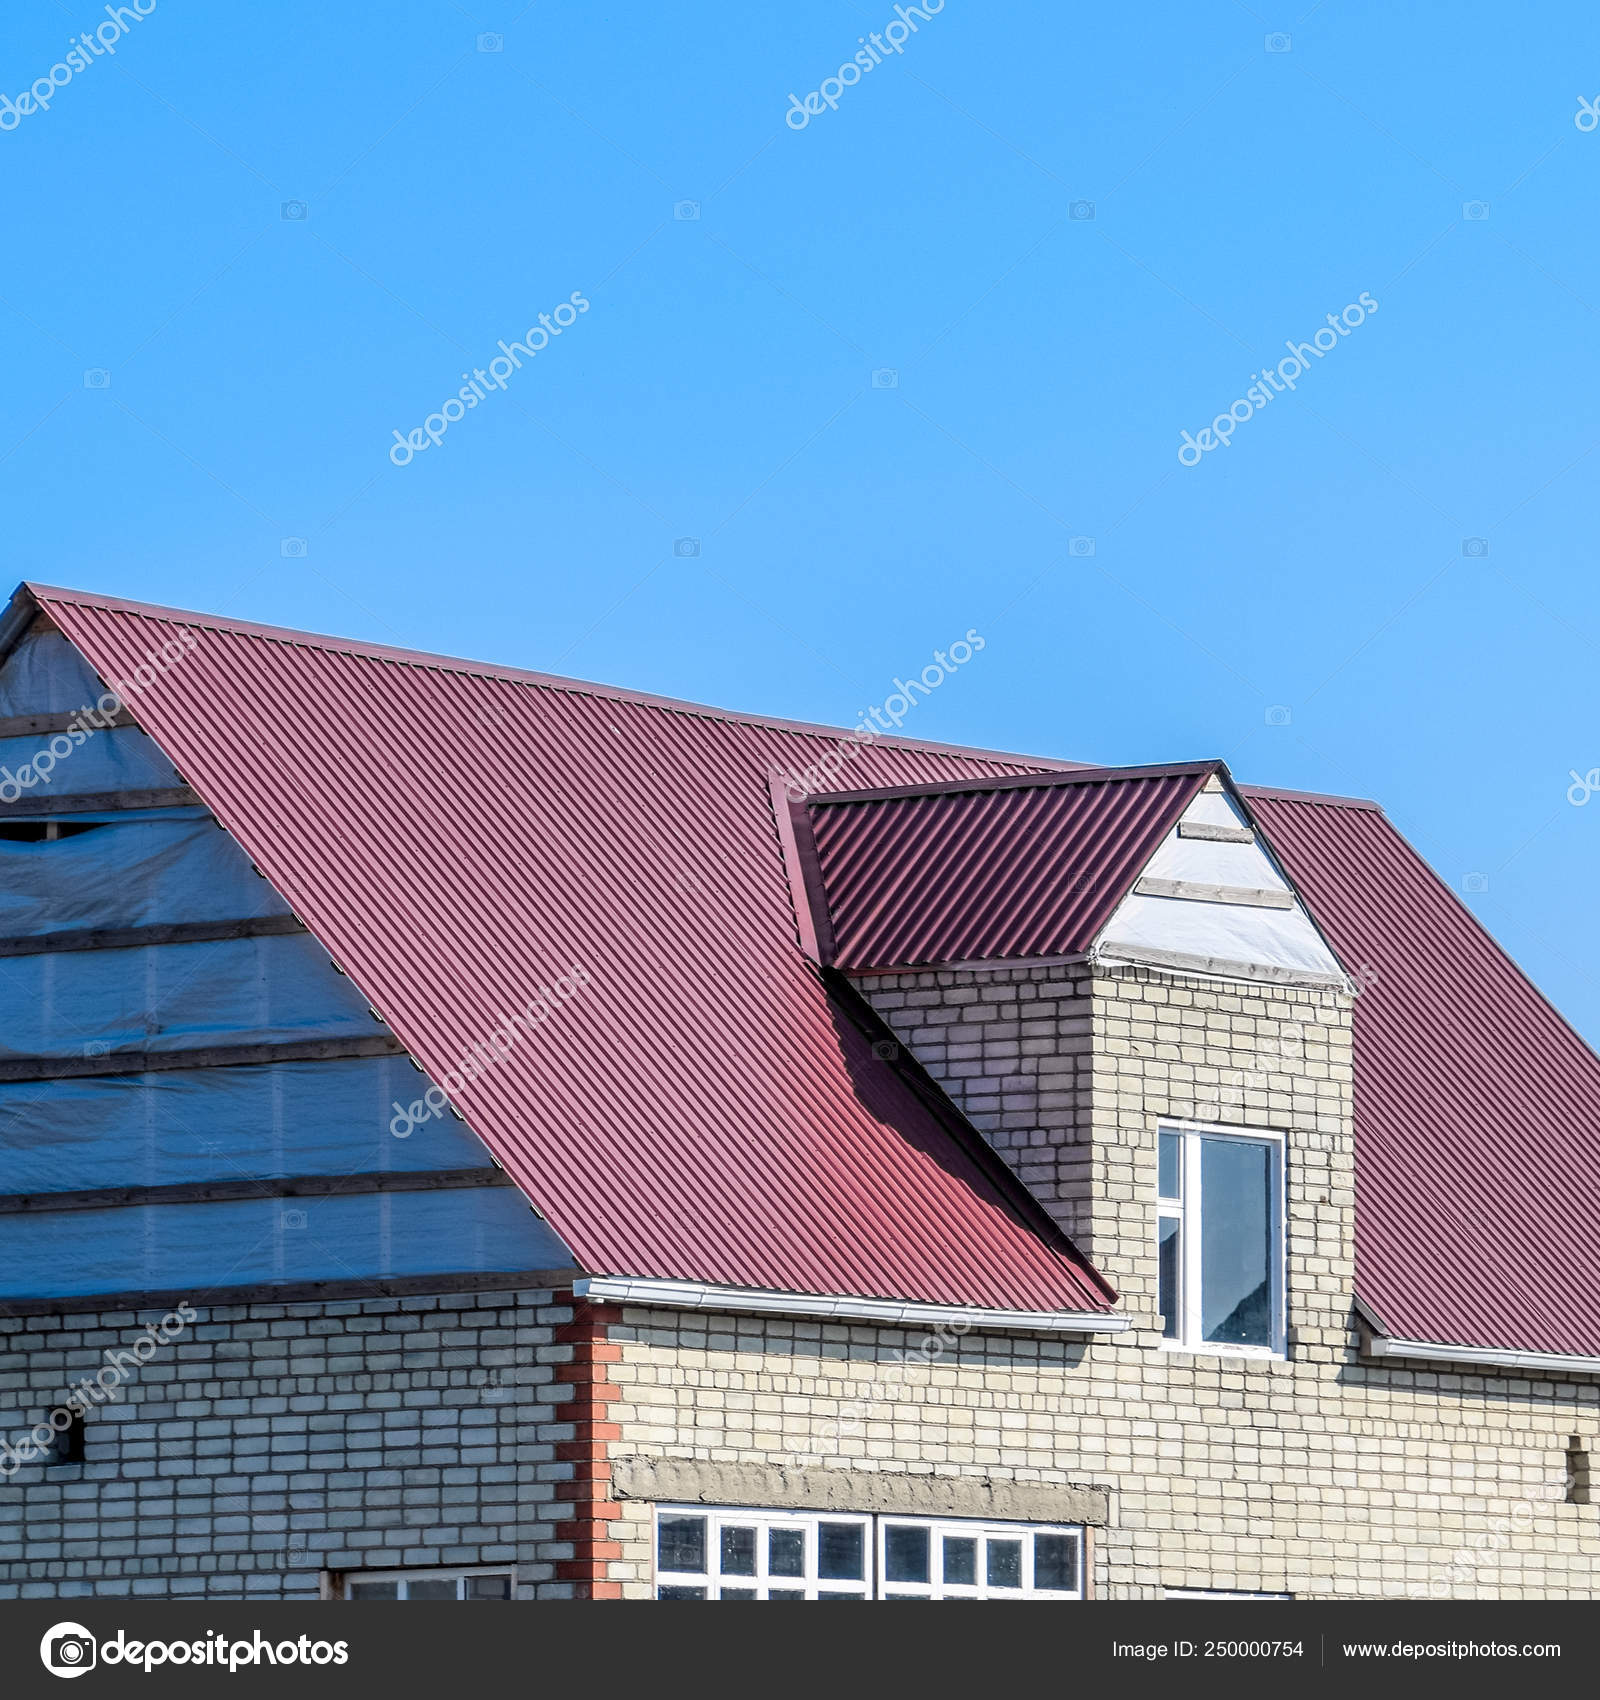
[17,581,1079,772]
[1237,781,1383,812]
[805,760,1223,808]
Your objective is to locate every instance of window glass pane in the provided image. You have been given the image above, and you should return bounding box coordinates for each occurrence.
[942,1536,977,1586]
[768,1588,805,1600]
[720,1525,757,1576]
[768,1527,805,1577]
[349,1581,399,1600]
[1158,1214,1181,1340]
[986,1539,1023,1589]
[1158,1130,1180,1199]
[1200,1137,1273,1348]
[657,1515,707,1573]
[658,1585,707,1599]
[720,1587,757,1600]
[465,1575,511,1600]
[817,1523,864,1580]
[1033,1534,1078,1592]
[884,1525,930,1583]
[406,1579,457,1600]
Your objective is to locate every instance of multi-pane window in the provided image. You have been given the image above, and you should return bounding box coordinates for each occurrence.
[1157,1123,1284,1355]
[654,1507,1084,1600]
[655,1508,871,1599]
[877,1518,1082,1600]
[344,1569,512,1600]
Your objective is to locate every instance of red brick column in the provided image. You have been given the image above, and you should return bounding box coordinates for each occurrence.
[552,1298,624,1599]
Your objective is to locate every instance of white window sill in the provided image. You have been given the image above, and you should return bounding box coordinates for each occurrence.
[1157,1339,1287,1363]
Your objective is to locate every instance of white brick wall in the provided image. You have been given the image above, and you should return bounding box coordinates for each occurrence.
[0,1290,576,1599]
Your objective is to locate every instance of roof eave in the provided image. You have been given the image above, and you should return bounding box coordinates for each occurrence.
[574,1276,1131,1335]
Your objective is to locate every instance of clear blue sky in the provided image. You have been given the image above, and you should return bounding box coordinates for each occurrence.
[4,1,1599,1036]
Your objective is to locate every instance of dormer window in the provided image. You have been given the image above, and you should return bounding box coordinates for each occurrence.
[1158,1123,1284,1356]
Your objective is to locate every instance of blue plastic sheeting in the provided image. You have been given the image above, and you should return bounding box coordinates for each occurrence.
[0,1057,492,1194]
[0,725,180,801]
[0,807,289,938]
[0,630,104,717]
[0,933,380,1060]
[0,1188,575,1300]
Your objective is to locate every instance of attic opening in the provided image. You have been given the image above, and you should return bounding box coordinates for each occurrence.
[43,1411,86,1466]
[0,821,108,843]
[1566,1436,1591,1504]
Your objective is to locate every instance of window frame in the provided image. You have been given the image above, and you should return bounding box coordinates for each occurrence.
[653,1506,872,1599]
[875,1516,1085,1600]
[652,1506,1085,1601]
[339,1566,515,1600]
[1157,1118,1286,1360]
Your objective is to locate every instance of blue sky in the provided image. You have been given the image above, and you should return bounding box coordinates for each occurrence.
[4,0,1600,1036]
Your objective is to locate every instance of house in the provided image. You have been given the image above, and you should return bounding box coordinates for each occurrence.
[0,579,1596,1601]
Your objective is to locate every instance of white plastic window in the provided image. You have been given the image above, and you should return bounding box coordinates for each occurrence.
[344,1568,512,1600]
[1158,1122,1285,1356]
[654,1507,1084,1600]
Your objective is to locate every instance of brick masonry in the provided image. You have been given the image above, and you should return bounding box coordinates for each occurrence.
[0,1289,576,1599]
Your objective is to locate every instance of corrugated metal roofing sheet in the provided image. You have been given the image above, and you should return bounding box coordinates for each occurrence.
[21,583,1113,1315]
[1246,787,1600,1358]
[806,767,1213,971]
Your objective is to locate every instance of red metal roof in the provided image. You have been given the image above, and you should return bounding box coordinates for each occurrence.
[20,583,1113,1315]
[803,767,1214,971]
[1246,787,1600,1358]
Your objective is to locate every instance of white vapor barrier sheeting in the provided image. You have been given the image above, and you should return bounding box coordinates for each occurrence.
[0,1188,575,1300]
[1102,892,1341,974]
[0,630,104,717]
[0,1058,491,1194]
[0,933,380,1060]
[1139,812,1289,890]
[0,808,290,938]
[0,726,181,799]
[1185,790,1251,831]
[1097,790,1343,977]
